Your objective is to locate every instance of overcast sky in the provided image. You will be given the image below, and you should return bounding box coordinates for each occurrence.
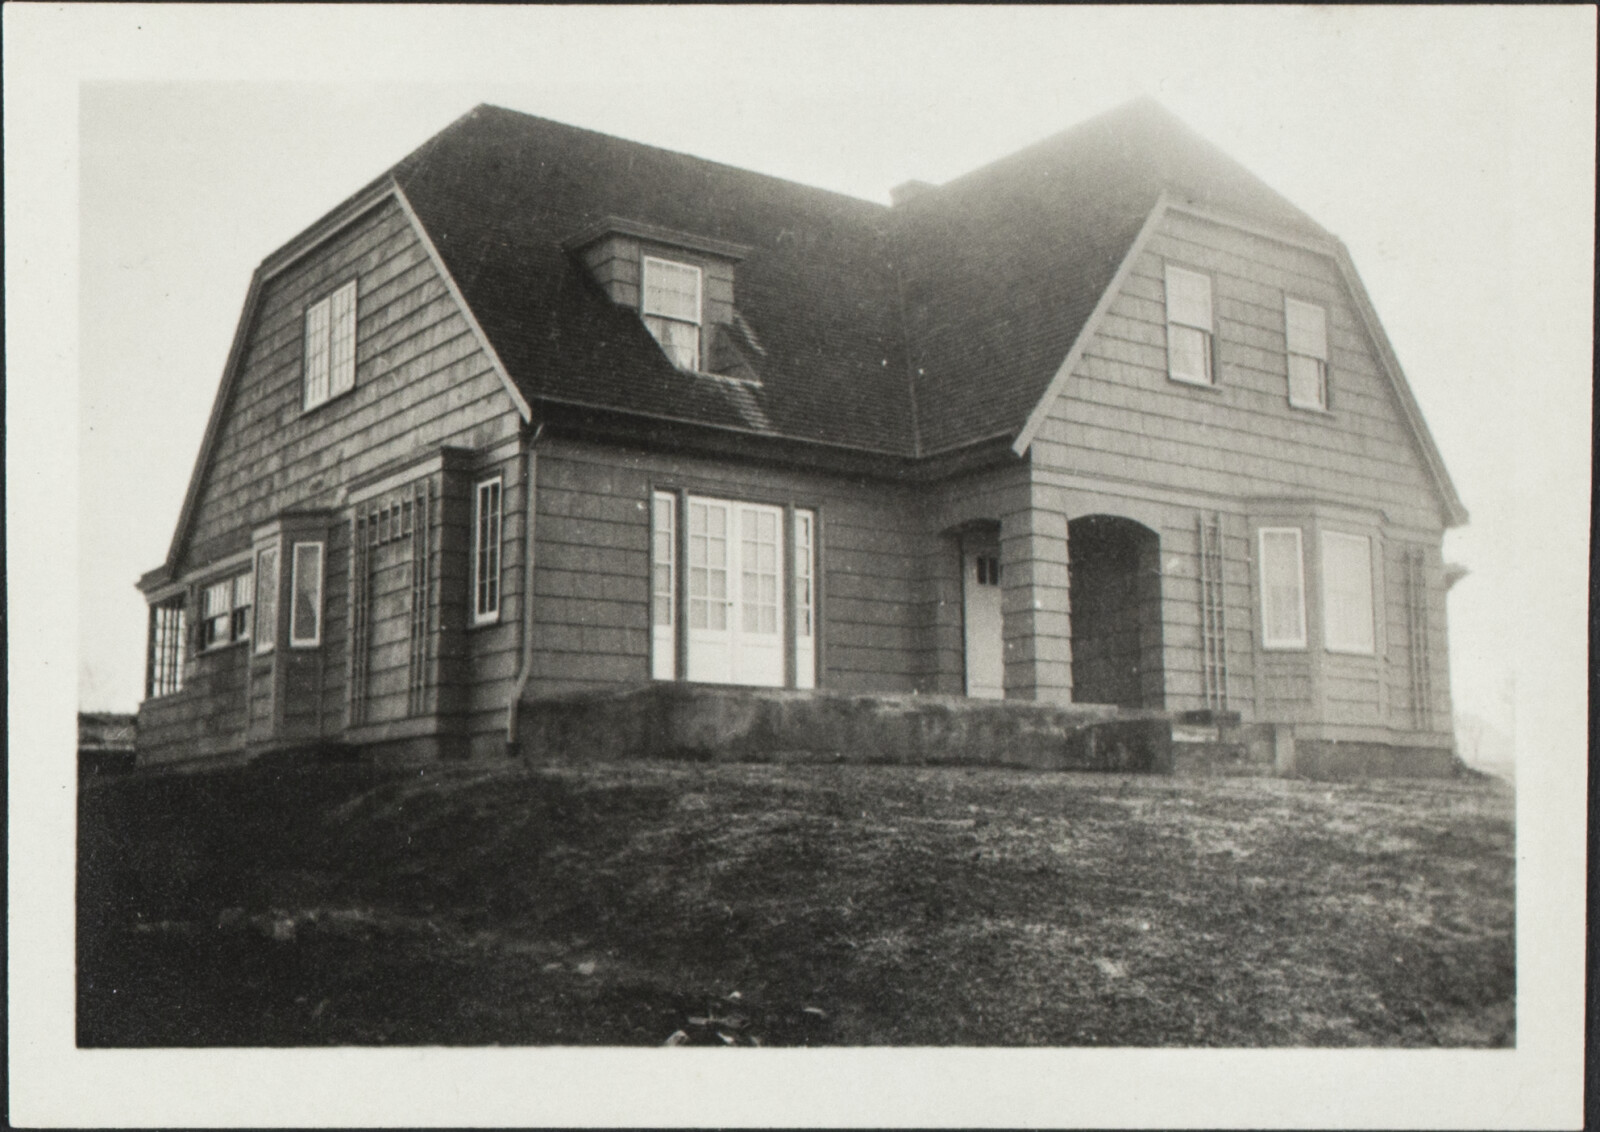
[65,7,1592,766]
[9,5,1594,1126]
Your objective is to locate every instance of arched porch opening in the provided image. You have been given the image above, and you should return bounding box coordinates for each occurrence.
[1068,514,1164,708]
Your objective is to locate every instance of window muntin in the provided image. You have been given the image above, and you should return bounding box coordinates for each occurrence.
[1258,527,1307,649]
[651,491,676,680]
[472,478,503,624]
[255,546,279,653]
[303,280,357,411]
[1322,531,1375,654]
[1164,264,1215,386]
[148,600,186,698]
[642,257,702,371]
[290,541,324,647]
[740,508,780,635]
[200,570,253,650]
[1285,297,1329,410]
[974,555,1002,586]
[794,509,817,689]
[687,500,729,632]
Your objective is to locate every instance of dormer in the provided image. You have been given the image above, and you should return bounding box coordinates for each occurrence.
[564,217,752,376]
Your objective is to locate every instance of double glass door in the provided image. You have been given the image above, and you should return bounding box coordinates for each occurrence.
[686,497,784,686]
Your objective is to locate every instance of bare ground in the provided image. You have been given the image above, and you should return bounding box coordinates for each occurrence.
[77,758,1514,1047]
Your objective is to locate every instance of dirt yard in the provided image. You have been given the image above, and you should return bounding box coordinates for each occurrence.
[77,758,1514,1047]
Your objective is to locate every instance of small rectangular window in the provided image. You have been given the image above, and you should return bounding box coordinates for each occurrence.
[304,280,357,410]
[652,491,677,680]
[148,599,186,697]
[794,509,817,690]
[1322,531,1375,654]
[1285,298,1328,410]
[255,546,279,653]
[290,541,324,647]
[1165,264,1215,386]
[1259,528,1306,649]
[473,478,503,624]
[642,257,702,371]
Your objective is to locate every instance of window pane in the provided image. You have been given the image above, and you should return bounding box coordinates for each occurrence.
[474,480,501,620]
[329,281,357,395]
[1165,265,1212,329]
[1260,529,1305,648]
[642,258,701,322]
[256,548,278,651]
[651,492,675,631]
[304,297,331,408]
[1288,354,1326,409]
[1285,298,1327,359]
[1323,532,1374,654]
[291,542,323,645]
[1167,324,1212,385]
[644,316,700,370]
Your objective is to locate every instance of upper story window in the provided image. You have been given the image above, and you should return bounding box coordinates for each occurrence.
[1321,531,1375,654]
[304,279,358,411]
[1164,264,1215,386]
[1285,297,1329,410]
[200,570,254,650]
[642,257,702,371]
[1258,527,1307,650]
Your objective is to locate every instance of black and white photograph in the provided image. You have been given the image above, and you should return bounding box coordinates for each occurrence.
[8,5,1591,1127]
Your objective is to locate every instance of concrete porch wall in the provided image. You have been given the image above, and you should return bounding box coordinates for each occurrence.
[517,683,1173,773]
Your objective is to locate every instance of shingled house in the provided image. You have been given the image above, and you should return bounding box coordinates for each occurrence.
[135,98,1465,771]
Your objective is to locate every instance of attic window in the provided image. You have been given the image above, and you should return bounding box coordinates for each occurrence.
[304,280,357,411]
[642,257,702,371]
[1285,298,1329,410]
[1164,265,1215,386]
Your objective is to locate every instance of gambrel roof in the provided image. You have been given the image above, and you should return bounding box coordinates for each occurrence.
[146,98,1466,585]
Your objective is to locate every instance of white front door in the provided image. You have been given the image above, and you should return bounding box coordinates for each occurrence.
[686,496,785,686]
[964,545,1004,698]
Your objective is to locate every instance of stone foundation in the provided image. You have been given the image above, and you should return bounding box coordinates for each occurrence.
[517,683,1174,773]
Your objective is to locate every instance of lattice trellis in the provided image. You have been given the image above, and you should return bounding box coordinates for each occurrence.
[348,478,433,725]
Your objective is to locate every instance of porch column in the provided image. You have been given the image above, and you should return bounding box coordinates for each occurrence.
[999,485,1073,703]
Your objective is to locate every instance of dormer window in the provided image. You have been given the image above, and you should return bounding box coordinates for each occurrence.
[642,256,702,370]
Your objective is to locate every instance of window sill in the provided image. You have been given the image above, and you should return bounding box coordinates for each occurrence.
[470,614,502,630]
[1168,374,1223,391]
[302,386,354,415]
[1288,402,1333,416]
[1261,643,1307,652]
[1325,646,1376,657]
[199,638,251,655]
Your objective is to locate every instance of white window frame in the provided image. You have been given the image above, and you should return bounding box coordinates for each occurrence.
[1164,264,1215,387]
[289,541,325,648]
[793,508,817,689]
[1258,527,1307,650]
[1321,530,1376,655]
[303,279,358,411]
[641,256,703,371]
[1285,297,1329,411]
[472,477,503,626]
[651,491,677,680]
[254,544,280,654]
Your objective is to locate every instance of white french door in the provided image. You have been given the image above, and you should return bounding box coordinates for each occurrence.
[686,496,785,686]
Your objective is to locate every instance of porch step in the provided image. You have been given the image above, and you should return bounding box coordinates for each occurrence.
[516,683,1174,773]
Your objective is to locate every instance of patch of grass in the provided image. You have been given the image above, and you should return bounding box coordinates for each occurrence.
[77,760,1513,1047]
